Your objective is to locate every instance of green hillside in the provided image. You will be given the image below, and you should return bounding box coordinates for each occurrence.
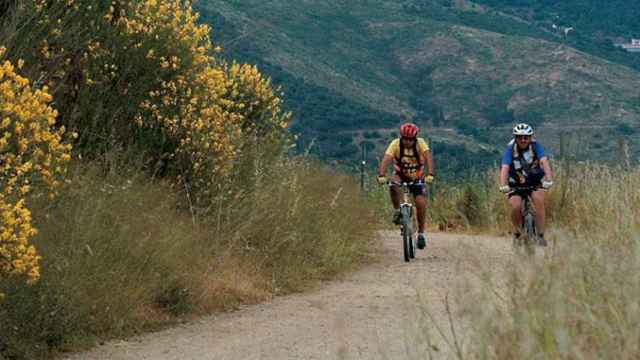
[472,0,640,40]
[197,0,640,172]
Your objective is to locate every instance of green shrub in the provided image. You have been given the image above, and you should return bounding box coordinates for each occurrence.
[0,152,376,359]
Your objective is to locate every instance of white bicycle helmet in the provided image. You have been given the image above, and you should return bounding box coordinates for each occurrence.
[513,123,533,136]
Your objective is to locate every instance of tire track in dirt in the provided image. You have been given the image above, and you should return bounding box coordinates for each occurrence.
[63,231,518,360]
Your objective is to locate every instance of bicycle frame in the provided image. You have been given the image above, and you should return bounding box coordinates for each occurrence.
[388,180,423,262]
[510,185,540,254]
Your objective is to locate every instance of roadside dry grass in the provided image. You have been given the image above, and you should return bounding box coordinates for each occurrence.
[410,163,640,358]
[0,155,376,359]
[375,162,640,236]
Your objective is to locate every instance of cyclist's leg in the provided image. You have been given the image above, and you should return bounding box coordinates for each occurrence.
[414,194,427,233]
[508,194,523,232]
[389,174,403,224]
[389,174,402,209]
[410,183,428,249]
[531,189,545,234]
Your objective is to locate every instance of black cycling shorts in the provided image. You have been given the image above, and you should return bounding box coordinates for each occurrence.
[408,183,426,197]
[393,175,426,197]
[508,183,542,199]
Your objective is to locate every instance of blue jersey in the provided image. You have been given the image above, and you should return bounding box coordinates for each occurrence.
[501,140,547,186]
[501,140,546,166]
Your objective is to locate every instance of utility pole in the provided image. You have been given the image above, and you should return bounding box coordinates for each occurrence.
[559,131,565,160]
[360,141,367,192]
[619,138,631,170]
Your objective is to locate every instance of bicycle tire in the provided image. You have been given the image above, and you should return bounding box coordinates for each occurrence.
[402,222,411,262]
[410,212,417,258]
[409,235,415,259]
[401,208,412,262]
[523,213,536,255]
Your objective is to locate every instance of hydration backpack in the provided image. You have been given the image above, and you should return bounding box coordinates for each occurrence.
[509,140,543,185]
[395,139,423,178]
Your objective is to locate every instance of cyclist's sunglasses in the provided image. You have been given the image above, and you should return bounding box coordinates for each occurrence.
[515,135,532,140]
[401,136,416,141]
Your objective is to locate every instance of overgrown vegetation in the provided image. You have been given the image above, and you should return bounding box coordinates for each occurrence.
[401,162,640,358]
[0,47,72,298]
[0,153,374,359]
[376,161,638,234]
[0,1,376,358]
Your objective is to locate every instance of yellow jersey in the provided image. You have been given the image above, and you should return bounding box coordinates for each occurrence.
[385,138,430,179]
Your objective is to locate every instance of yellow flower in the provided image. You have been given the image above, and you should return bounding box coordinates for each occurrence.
[1,56,72,287]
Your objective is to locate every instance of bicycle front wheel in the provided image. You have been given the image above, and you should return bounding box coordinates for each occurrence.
[402,228,411,262]
[523,213,536,255]
[409,235,415,259]
[401,208,412,262]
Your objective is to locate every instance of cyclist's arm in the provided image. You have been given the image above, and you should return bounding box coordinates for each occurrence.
[540,157,553,182]
[500,145,511,187]
[423,150,434,176]
[499,165,510,187]
[534,142,553,182]
[378,154,394,176]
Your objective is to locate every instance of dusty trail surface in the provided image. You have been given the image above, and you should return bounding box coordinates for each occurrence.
[65,232,516,360]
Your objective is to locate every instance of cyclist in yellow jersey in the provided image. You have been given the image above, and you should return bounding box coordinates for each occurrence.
[377,123,434,249]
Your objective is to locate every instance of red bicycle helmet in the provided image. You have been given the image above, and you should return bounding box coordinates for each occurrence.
[400,123,419,138]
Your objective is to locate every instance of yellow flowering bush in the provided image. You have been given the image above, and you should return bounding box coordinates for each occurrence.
[120,0,289,205]
[3,0,289,211]
[6,1,131,148]
[0,47,72,293]
[118,1,238,199]
[223,62,290,137]
[0,199,39,284]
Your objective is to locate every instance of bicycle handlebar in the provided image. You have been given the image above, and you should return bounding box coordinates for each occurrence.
[387,180,425,187]
[507,185,541,194]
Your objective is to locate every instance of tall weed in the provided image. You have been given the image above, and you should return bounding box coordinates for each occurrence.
[0,154,376,359]
[412,164,640,358]
[210,138,375,292]
[384,162,640,235]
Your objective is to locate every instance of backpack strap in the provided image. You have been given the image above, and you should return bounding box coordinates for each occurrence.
[514,142,538,174]
[413,140,423,166]
[396,138,404,163]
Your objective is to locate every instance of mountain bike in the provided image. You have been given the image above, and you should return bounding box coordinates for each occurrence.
[388,180,423,262]
[509,185,542,255]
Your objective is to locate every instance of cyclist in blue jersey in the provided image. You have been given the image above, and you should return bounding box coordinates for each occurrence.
[499,123,554,245]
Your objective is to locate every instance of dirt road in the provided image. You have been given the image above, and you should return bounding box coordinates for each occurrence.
[65,232,516,360]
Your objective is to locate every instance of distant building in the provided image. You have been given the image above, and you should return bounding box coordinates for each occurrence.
[617,39,640,52]
[551,24,574,36]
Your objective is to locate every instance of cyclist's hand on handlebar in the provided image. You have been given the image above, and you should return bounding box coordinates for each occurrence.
[542,180,553,189]
[377,175,387,185]
[499,185,511,193]
[425,175,434,184]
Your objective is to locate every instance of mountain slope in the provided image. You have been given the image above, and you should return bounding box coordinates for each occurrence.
[198,0,639,169]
